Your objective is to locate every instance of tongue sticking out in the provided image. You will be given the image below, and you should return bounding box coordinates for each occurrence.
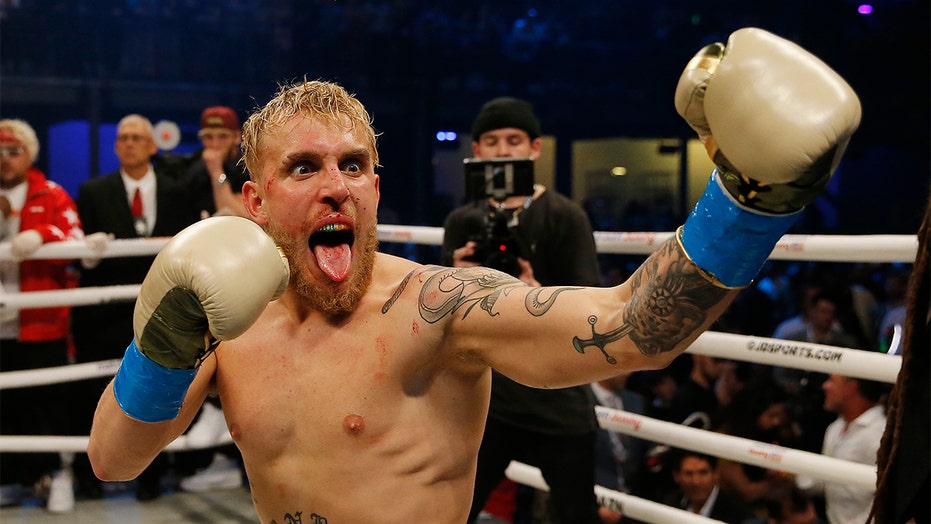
[315,243,352,282]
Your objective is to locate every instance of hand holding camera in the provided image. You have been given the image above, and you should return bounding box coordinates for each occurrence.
[461,157,536,278]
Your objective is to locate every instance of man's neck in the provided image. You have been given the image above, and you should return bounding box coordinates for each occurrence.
[122,163,151,180]
[842,400,876,424]
[0,177,27,191]
[488,184,545,209]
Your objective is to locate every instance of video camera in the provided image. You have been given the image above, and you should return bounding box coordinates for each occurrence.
[462,157,535,277]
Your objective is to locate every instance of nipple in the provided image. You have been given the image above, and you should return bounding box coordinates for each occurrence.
[343,414,365,435]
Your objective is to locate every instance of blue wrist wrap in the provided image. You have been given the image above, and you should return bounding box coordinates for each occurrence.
[680,170,801,287]
[112,339,198,423]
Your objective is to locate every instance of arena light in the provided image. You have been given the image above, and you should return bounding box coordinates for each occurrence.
[858,4,873,14]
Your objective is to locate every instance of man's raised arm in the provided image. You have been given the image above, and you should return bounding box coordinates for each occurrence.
[87,217,289,480]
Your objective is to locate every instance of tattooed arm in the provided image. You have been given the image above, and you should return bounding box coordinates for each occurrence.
[392,237,737,388]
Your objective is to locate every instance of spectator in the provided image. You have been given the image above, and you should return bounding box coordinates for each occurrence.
[662,449,755,523]
[0,118,83,513]
[668,354,725,427]
[875,269,909,354]
[796,374,887,524]
[182,106,250,219]
[441,96,603,523]
[847,263,880,348]
[772,291,861,452]
[715,377,798,510]
[742,486,824,524]
[70,114,197,501]
[778,292,861,349]
[771,281,823,341]
[715,360,753,413]
[639,370,678,423]
[590,370,650,522]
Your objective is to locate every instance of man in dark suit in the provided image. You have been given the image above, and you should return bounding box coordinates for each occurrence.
[663,449,755,524]
[70,114,197,501]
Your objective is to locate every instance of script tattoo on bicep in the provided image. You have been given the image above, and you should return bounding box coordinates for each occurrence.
[382,266,580,322]
[418,267,523,322]
[269,510,327,524]
[573,239,729,361]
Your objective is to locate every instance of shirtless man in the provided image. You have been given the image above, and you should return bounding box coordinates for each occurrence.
[87,28,861,523]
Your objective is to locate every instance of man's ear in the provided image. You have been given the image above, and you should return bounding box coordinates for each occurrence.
[242,180,267,225]
[529,137,543,160]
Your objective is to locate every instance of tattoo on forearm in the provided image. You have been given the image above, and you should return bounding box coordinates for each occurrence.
[622,239,729,356]
[269,510,327,524]
[574,240,729,362]
[572,316,627,364]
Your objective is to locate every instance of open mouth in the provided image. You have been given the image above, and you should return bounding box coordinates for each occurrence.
[309,223,355,282]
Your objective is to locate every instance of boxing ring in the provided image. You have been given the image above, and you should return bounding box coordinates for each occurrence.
[0,226,918,524]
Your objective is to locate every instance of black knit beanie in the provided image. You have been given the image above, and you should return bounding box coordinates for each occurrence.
[470,97,541,141]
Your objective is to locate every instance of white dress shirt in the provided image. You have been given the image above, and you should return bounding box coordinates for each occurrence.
[797,404,885,524]
[120,168,156,236]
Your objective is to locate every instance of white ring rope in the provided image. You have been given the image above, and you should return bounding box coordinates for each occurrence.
[0,227,918,262]
[505,460,726,524]
[2,284,140,309]
[0,432,233,454]
[0,359,121,389]
[595,406,877,490]
[687,332,902,383]
[0,236,169,260]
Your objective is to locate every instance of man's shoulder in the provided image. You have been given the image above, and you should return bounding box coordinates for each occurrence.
[535,188,592,222]
[445,201,483,219]
[80,171,121,191]
[709,488,756,524]
[154,151,197,180]
[373,252,428,286]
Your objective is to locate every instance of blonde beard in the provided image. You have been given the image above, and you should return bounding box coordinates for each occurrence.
[270,222,378,317]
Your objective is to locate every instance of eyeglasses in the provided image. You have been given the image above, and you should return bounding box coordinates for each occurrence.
[0,146,25,157]
[116,134,151,143]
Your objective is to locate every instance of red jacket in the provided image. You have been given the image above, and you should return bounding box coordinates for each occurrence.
[14,167,83,342]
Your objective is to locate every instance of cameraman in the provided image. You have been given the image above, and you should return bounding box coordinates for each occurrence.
[442,96,604,523]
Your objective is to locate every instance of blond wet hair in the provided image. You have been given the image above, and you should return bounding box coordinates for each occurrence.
[241,80,380,179]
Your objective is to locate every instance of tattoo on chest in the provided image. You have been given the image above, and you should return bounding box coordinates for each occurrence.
[269,510,327,524]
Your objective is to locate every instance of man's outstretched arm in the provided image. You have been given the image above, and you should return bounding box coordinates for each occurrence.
[434,27,860,386]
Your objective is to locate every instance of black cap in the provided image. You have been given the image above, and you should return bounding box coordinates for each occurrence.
[471,97,541,141]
